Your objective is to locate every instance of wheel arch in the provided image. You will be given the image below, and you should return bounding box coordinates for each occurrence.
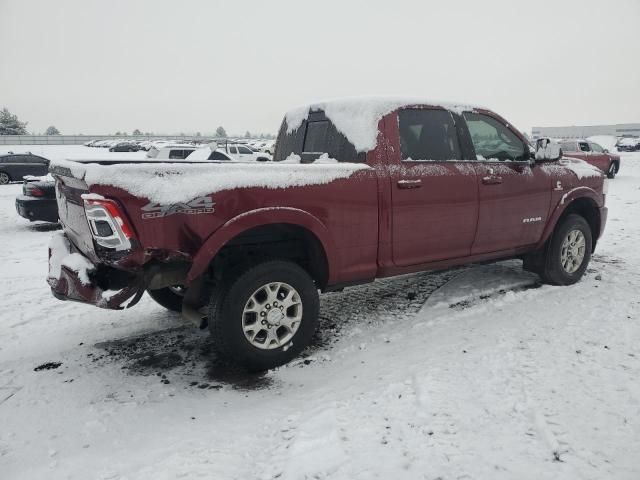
[539,191,602,252]
[186,208,337,289]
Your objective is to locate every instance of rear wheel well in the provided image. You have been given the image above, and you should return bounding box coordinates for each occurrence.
[558,197,600,251]
[209,224,329,290]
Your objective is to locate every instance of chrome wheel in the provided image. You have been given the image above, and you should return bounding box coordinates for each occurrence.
[242,282,302,350]
[0,172,9,185]
[560,229,586,274]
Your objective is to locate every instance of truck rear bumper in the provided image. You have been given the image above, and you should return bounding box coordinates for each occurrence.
[47,232,142,309]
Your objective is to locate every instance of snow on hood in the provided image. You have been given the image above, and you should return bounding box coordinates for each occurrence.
[558,157,603,179]
[285,96,480,153]
[50,158,370,204]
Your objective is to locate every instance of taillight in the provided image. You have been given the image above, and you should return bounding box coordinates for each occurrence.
[82,195,135,251]
[24,184,45,197]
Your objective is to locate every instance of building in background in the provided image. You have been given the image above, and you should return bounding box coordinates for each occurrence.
[532,123,640,139]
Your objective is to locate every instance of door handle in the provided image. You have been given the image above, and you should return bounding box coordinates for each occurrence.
[482,169,503,185]
[397,179,422,189]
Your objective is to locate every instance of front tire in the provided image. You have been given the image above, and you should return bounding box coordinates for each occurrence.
[607,163,617,179]
[0,172,10,185]
[147,286,184,312]
[540,214,592,285]
[209,260,319,371]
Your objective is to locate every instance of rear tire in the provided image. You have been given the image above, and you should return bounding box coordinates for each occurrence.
[540,214,592,285]
[208,260,319,371]
[0,172,10,185]
[147,286,184,312]
[607,163,616,179]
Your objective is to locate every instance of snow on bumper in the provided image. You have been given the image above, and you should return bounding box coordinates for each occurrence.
[47,232,140,309]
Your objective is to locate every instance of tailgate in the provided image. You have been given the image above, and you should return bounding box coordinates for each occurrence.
[53,173,98,262]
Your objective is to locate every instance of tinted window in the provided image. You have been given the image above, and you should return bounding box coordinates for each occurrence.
[463,112,527,161]
[237,146,252,154]
[399,109,461,161]
[169,150,184,159]
[274,111,363,163]
[561,142,576,152]
[303,121,330,153]
[209,151,230,160]
[578,142,590,152]
[589,142,604,153]
[228,146,238,154]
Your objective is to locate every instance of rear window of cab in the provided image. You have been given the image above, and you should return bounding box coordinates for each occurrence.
[275,111,365,163]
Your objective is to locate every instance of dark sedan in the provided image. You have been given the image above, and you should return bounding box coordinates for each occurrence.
[15,177,58,223]
[0,153,50,185]
[109,142,140,152]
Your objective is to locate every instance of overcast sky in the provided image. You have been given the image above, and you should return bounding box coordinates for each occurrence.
[1,0,638,136]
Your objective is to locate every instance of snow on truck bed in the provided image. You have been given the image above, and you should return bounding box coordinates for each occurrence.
[50,157,370,204]
[285,96,480,152]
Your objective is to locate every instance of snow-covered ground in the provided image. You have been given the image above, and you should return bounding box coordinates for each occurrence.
[1,147,639,480]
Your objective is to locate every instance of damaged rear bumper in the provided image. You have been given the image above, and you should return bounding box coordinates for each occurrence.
[47,232,143,309]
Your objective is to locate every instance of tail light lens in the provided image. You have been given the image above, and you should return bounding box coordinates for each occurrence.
[24,184,45,197]
[82,196,135,251]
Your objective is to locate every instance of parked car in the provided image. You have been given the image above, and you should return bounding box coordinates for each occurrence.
[616,137,640,152]
[146,144,197,160]
[560,139,620,178]
[260,140,276,154]
[109,142,140,152]
[15,177,58,223]
[218,142,271,161]
[0,153,50,185]
[47,97,607,371]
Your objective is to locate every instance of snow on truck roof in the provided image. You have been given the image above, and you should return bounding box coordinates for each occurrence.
[284,96,481,153]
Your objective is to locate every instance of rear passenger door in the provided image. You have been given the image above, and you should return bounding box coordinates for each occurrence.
[463,112,550,254]
[389,108,479,266]
[25,155,49,176]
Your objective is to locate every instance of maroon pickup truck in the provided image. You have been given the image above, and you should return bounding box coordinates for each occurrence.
[560,139,620,179]
[48,98,608,370]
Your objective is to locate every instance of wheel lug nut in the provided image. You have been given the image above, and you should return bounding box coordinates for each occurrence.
[260,312,265,316]
[266,304,271,310]
[273,301,278,307]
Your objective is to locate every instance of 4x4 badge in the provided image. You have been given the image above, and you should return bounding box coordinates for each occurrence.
[141,196,215,219]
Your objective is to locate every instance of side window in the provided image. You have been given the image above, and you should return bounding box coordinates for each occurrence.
[209,151,230,160]
[560,142,575,152]
[578,142,590,152]
[398,109,461,161]
[463,112,527,161]
[228,146,238,154]
[169,150,183,159]
[589,142,604,153]
[237,146,252,154]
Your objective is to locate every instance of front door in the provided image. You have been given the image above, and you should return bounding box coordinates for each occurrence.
[462,112,551,254]
[389,108,479,266]
[587,142,611,172]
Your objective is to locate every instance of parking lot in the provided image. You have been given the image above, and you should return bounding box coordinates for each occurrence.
[0,147,637,479]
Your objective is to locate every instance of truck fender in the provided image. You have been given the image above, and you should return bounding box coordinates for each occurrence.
[536,187,602,249]
[186,207,338,284]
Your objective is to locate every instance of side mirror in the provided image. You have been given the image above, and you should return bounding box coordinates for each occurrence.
[535,138,562,162]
